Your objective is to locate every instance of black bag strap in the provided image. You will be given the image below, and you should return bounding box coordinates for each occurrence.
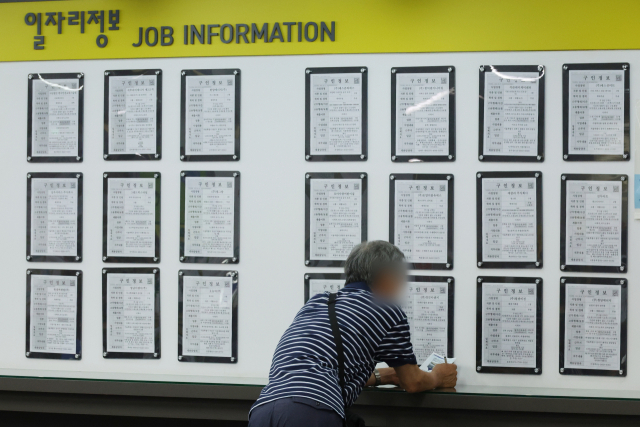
[327,293,347,407]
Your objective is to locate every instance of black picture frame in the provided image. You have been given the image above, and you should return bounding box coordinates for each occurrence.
[559,276,627,377]
[179,171,240,264]
[560,174,628,273]
[103,69,162,161]
[390,66,456,162]
[102,267,161,359]
[180,69,241,162]
[177,270,238,364]
[305,172,368,267]
[102,172,161,264]
[26,269,82,360]
[478,65,545,163]
[27,72,84,163]
[476,171,543,269]
[27,172,83,263]
[562,63,630,162]
[389,174,454,270]
[476,276,543,375]
[305,67,368,162]
[304,273,346,302]
[406,275,455,358]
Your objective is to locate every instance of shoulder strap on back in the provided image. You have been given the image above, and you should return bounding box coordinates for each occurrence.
[327,293,347,402]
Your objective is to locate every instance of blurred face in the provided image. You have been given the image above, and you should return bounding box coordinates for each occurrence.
[371,268,406,302]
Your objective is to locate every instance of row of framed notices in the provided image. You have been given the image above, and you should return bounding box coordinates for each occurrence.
[305,274,628,377]
[26,63,630,164]
[26,171,240,264]
[304,172,628,273]
[25,269,239,363]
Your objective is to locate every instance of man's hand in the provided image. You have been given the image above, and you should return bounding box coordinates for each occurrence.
[431,362,457,388]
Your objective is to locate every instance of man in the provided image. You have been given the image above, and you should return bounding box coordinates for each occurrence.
[249,241,457,426]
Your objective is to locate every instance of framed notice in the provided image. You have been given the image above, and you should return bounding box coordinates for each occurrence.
[27,172,83,263]
[476,276,543,375]
[560,174,628,273]
[180,69,241,162]
[304,273,346,302]
[563,63,630,161]
[104,69,162,161]
[180,171,240,264]
[405,276,454,360]
[390,174,454,270]
[178,270,238,363]
[478,65,545,162]
[305,67,368,161]
[305,172,367,267]
[26,269,82,360]
[27,72,83,163]
[391,66,455,162]
[102,268,160,359]
[102,172,161,264]
[477,171,543,269]
[560,277,627,377]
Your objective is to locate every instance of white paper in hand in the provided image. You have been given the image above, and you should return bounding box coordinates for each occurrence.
[420,353,456,372]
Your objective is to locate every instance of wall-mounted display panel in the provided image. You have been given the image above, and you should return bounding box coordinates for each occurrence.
[104,69,162,161]
[389,174,454,270]
[102,268,160,359]
[27,72,83,163]
[478,65,545,162]
[26,269,82,360]
[476,276,543,375]
[178,270,238,364]
[180,69,241,162]
[180,171,240,264]
[102,172,160,264]
[559,276,627,377]
[391,66,455,162]
[562,63,630,161]
[476,171,543,269]
[560,174,628,273]
[27,172,82,263]
[305,172,367,267]
[305,67,367,161]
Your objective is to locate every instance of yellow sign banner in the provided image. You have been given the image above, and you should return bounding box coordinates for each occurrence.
[1,0,639,62]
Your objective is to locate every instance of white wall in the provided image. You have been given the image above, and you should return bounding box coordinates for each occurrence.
[0,49,637,391]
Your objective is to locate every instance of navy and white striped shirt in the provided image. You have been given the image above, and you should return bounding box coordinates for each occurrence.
[251,282,417,418]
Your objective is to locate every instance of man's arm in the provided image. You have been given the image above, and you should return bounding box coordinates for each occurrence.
[394,362,457,393]
[365,367,399,387]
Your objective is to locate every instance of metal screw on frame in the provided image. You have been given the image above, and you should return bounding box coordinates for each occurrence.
[103,256,107,261]
[563,154,568,160]
[179,271,183,276]
[180,155,185,160]
[76,174,81,179]
[76,156,81,161]
[103,352,108,357]
[232,257,237,262]
[537,155,542,161]
[391,156,397,161]
[560,368,564,373]
[28,74,33,79]
[360,174,366,179]
[154,353,158,358]
[104,173,108,178]
[306,174,310,179]
[620,280,625,285]
[232,155,238,160]
[535,261,540,267]
[103,269,107,274]
[360,68,366,73]
[620,266,625,272]
[181,71,185,76]
[154,154,159,159]
[561,278,566,283]
[306,69,311,74]
[27,157,31,161]
[178,356,183,360]
[621,176,626,181]
[154,174,159,178]
[477,278,483,283]
[153,269,158,273]
[75,354,80,359]
[234,70,239,75]
[75,257,80,261]
[305,260,310,265]
[448,154,453,160]
[535,173,540,178]
[447,176,452,181]
[623,64,628,70]
[538,65,544,72]
[230,357,236,362]
[479,155,484,160]
[477,262,482,267]
[233,172,239,177]
[27,174,31,179]
[155,70,161,75]
[104,154,109,159]
[26,352,30,357]
[305,275,309,280]
[26,256,31,261]
[390,175,395,180]
[76,271,80,276]
[181,172,185,177]
[446,263,451,269]
[448,67,452,72]
[620,370,624,375]
[447,278,452,283]
[105,72,110,76]
[306,155,311,160]
[623,153,629,159]
[561,265,565,270]
[360,154,366,160]
[562,175,566,180]
[563,65,568,70]
[391,69,396,73]
[479,66,484,72]
[477,366,482,371]
[477,173,482,178]
[27,270,31,275]
[77,73,83,78]
[534,368,539,373]
[180,256,184,261]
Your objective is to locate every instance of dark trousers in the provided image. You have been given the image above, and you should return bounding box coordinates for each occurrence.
[249,397,343,427]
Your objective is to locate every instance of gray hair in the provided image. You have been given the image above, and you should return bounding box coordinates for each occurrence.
[344,241,405,286]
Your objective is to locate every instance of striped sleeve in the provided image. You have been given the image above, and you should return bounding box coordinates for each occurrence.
[373,316,417,367]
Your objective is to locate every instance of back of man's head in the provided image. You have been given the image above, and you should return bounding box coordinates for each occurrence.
[344,241,405,286]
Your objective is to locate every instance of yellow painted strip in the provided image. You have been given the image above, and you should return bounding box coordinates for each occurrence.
[1,0,639,62]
